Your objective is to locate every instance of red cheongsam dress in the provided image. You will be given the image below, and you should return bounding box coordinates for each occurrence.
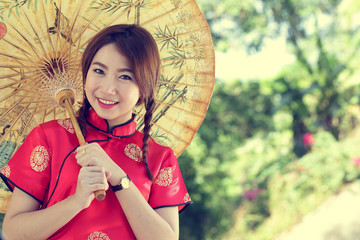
[0,109,192,239]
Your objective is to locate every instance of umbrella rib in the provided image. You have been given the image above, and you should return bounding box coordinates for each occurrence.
[0,96,26,116]
[0,65,37,69]
[40,106,66,121]
[61,0,86,82]
[0,75,40,90]
[58,0,85,55]
[5,21,44,63]
[158,78,214,88]
[1,91,49,102]
[155,100,205,118]
[70,0,114,50]
[72,41,83,81]
[56,1,66,56]
[40,0,74,83]
[151,121,191,145]
[54,1,62,61]
[0,51,32,63]
[0,102,31,142]
[44,106,57,120]
[0,84,47,103]
[22,102,56,108]
[0,89,28,105]
[0,81,25,90]
[8,107,37,147]
[1,38,32,57]
[10,108,37,154]
[0,69,37,80]
[76,0,142,50]
[4,86,47,97]
[19,4,50,61]
[40,0,56,56]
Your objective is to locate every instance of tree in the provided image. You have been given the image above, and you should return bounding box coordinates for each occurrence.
[199,0,360,155]
[178,0,360,239]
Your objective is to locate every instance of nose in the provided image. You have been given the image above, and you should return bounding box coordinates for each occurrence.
[101,75,117,95]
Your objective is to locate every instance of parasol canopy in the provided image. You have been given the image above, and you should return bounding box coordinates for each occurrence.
[0,0,215,212]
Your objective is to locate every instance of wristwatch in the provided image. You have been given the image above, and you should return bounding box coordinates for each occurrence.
[110,175,131,192]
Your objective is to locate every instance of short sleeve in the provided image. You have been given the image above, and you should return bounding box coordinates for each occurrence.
[149,149,192,213]
[0,125,51,203]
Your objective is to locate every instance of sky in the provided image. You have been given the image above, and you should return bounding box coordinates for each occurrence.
[215,37,295,81]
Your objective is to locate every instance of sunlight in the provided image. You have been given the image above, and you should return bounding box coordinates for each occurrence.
[215,37,295,81]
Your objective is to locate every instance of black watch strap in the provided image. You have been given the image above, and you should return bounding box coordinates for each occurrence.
[110,175,131,192]
[110,184,124,192]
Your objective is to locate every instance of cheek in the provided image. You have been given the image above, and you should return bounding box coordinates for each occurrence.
[84,77,95,95]
[124,86,140,104]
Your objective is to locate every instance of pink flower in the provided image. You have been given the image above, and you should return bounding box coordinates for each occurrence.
[303,132,315,146]
[244,188,264,201]
[351,157,360,167]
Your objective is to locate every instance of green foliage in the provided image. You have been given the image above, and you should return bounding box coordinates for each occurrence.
[178,79,277,239]
[179,2,360,238]
[225,130,360,240]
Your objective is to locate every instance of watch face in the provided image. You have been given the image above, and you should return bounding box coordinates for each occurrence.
[121,177,130,189]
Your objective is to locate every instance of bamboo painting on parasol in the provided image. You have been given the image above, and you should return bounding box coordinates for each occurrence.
[0,0,215,212]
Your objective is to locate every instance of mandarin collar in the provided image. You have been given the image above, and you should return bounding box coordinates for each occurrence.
[86,109,137,138]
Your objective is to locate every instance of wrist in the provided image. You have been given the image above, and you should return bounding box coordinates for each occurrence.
[67,194,87,213]
[109,169,127,186]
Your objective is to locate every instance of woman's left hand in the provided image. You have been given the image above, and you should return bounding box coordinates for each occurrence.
[75,143,125,186]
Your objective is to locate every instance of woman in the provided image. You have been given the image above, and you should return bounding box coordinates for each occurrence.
[0,24,191,239]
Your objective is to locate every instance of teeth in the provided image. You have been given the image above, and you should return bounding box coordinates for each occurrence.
[98,98,117,105]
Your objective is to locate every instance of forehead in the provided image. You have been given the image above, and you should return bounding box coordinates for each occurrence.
[92,43,131,68]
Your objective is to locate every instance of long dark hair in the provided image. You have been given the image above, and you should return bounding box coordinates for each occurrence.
[78,24,160,180]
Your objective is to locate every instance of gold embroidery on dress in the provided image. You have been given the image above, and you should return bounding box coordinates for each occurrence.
[154,166,175,187]
[88,231,110,240]
[57,119,75,134]
[0,164,10,178]
[124,143,143,162]
[184,193,191,202]
[30,145,50,172]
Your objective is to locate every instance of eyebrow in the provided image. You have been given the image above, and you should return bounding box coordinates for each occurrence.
[92,61,133,73]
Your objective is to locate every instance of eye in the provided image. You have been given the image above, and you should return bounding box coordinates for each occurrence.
[93,68,104,74]
[119,75,132,80]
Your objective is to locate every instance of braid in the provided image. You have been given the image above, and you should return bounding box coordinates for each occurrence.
[142,96,155,180]
[77,97,91,137]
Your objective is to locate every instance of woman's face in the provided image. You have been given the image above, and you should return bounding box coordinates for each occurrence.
[85,43,140,128]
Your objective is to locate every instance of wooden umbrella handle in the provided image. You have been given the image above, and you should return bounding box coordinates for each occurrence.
[57,90,106,201]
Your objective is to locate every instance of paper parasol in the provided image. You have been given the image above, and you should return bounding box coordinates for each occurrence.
[0,0,215,211]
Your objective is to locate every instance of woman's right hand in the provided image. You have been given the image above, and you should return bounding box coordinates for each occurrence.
[73,165,109,209]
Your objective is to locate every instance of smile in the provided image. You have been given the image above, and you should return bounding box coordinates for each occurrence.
[98,98,118,105]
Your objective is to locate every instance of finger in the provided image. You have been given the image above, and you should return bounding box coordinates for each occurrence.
[89,183,108,192]
[76,144,88,154]
[78,173,108,189]
[81,173,108,187]
[81,165,106,174]
[79,180,107,193]
[105,170,112,179]
[75,147,88,162]
[78,156,102,168]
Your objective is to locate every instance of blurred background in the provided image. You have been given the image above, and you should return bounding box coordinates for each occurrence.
[178,0,360,239]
